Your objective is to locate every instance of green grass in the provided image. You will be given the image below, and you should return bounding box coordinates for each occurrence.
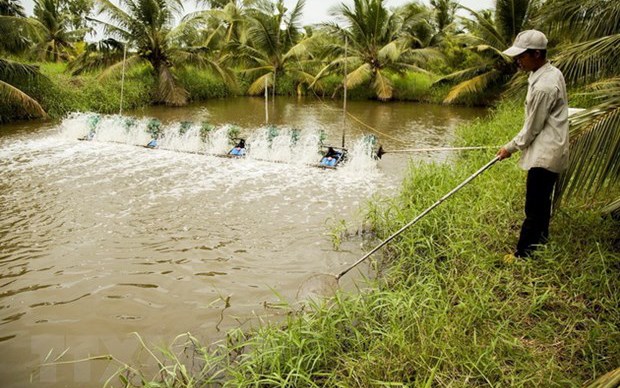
[104,101,618,387]
[176,67,232,100]
[0,62,155,121]
[390,72,434,101]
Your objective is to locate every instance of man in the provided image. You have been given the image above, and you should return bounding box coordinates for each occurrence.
[497,30,569,259]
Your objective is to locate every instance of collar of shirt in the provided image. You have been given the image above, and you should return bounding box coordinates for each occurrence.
[528,61,551,86]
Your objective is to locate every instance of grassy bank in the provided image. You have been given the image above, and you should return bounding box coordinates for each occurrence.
[1,63,441,123]
[110,102,618,387]
[0,63,237,123]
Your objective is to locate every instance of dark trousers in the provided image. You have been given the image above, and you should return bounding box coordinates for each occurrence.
[516,167,559,257]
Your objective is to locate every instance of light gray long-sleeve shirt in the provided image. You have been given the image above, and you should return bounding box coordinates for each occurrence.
[504,62,569,173]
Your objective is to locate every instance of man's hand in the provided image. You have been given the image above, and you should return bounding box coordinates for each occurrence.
[496,147,512,160]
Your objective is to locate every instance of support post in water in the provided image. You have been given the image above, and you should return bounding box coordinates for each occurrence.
[264,76,269,124]
[119,43,127,115]
[342,35,348,148]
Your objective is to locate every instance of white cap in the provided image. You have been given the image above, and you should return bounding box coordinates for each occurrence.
[503,30,548,57]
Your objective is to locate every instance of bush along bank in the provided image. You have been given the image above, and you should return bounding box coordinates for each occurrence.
[0,63,238,123]
[0,64,449,124]
[110,101,618,387]
[0,62,156,122]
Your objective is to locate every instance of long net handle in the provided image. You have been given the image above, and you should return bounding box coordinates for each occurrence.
[336,156,500,280]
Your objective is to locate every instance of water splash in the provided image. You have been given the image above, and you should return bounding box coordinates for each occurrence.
[58,113,379,169]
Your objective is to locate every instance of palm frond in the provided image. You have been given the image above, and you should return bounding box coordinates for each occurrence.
[0,58,41,80]
[435,65,490,84]
[282,38,312,62]
[247,72,273,95]
[68,38,126,75]
[156,64,188,106]
[170,48,238,88]
[372,69,393,100]
[86,16,132,41]
[378,41,401,63]
[98,54,144,79]
[459,9,505,49]
[494,0,533,40]
[401,46,444,68]
[539,0,620,42]
[284,0,305,33]
[0,15,44,53]
[345,62,372,90]
[553,34,620,86]
[555,78,620,206]
[0,79,47,118]
[443,69,501,104]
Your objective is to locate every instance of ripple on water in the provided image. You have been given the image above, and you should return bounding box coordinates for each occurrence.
[195,271,227,277]
[28,293,91,308]
[0,284,55,299]
[116,283,159,289]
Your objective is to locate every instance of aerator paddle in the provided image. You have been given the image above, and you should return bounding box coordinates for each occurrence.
[297,156,501,300]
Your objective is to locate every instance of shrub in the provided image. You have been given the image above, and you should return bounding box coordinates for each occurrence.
[176,67,232,100]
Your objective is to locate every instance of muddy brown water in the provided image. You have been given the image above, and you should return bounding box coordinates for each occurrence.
[0,97,486,387]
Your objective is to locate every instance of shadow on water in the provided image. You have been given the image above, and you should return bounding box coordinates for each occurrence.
[0,97,487,387]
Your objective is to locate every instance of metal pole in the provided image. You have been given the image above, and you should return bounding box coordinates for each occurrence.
[342,36,348,148]
[264,76,269,124]
[119,43,127,115]
[336,156,500,280]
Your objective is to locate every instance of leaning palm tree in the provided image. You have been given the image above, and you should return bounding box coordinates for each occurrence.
[315,0,439,101]
[438,0,540,104]
[536,0,620,211]
[82,0,235,106]
[0,58,47,119]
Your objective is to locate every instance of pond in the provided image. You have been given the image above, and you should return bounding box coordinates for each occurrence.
[0,97,487,387]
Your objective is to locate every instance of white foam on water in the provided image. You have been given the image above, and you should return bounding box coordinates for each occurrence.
[50,112,381,179]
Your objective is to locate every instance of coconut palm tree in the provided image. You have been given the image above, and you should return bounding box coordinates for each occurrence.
[428,0,459,45]
[192,0,254,60]
[396,2,434,48]
[536,0,620,211]
[81,0,236,106]
[315,0,439,101]
[438,0,541,104]
[230,0,313,97]
[31,0,84,62]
